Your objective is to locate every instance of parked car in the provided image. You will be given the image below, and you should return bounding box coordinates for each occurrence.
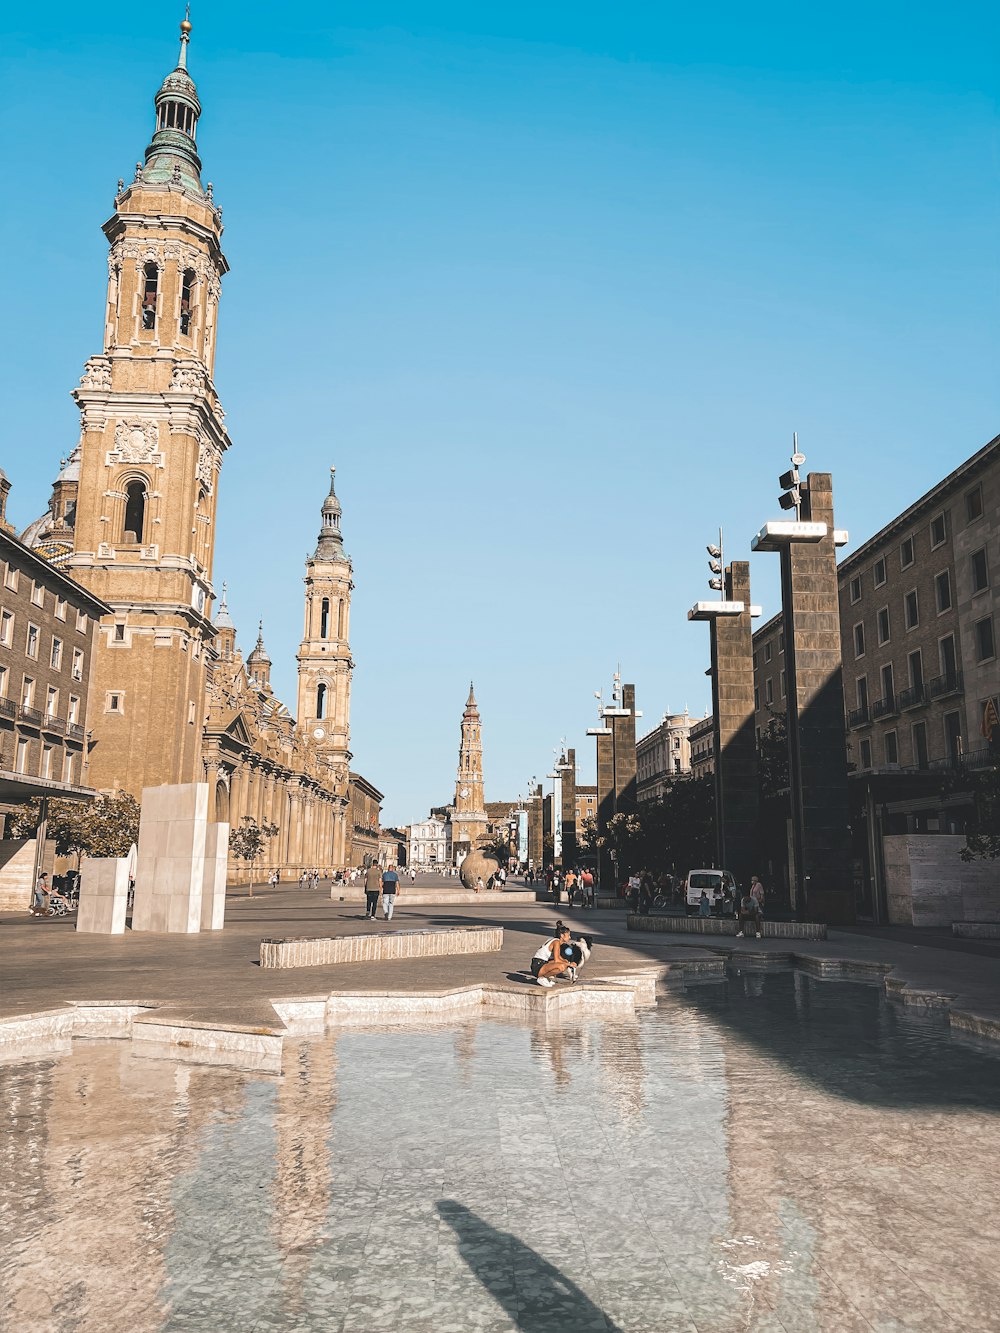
[684,868,737,915]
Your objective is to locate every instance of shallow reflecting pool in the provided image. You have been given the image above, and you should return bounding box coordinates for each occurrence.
[2,971,999,1332]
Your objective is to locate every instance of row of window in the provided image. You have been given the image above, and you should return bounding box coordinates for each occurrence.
[753,632,784,670]
[846,485,987,604]
[0,612,85,678]
[10,737,77,783]
[854,607,995,665]
[141,263,197,334]
[0,667,83,721]
[1,567,90,629]
[855,711,963,773]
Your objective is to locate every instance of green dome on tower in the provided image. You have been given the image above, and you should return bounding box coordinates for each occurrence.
[141,14,206,194]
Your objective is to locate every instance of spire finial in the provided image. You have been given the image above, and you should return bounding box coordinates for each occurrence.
[178,6,192,70]
[256,619,264,647]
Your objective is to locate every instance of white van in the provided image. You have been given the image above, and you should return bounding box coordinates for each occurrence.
[685,868,737,914]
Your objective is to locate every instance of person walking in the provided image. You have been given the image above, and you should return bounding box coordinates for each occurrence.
[750,874,765,923]
[381,864,400,920]
[580,868,595,909]
[698,889,711,918]
[32,871,51,916]
[363,863,381,919]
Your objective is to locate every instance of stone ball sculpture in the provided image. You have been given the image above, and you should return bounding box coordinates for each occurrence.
[460,851,501,891]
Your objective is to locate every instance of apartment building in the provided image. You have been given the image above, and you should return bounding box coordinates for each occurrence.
[752,437,998,788]
[689,713,715,778]
[0,521,109,799]
[636,710,692,803]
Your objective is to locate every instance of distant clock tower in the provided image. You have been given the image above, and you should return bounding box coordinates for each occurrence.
[451,684,489,861]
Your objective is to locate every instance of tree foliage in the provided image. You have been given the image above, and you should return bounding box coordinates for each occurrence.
[8,791,140,859]
[758,711,789,799]
[944,765,1000,861]
[229,816,279,866]
[586,777,716,874]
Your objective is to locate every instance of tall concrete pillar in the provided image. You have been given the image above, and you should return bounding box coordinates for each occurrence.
[559,748,578,869]
[589,682,640,890]
[688,561,760,887]
[753,471,853,922]
[527,785,543,869]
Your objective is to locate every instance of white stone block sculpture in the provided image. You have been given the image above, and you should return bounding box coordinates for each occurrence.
[76,856,130,934]
[132,783,210,933]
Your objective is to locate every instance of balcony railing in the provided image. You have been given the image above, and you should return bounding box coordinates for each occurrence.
[927,669,964,700]
[42,713,66,735]
[0,696,15,720]
[847,703,871,729]
[897,684,927,710]
[17,704,43,726]
[872,693,898,720]
[66,722,85,741]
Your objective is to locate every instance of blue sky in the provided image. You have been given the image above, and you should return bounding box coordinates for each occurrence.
[3,1,998,825]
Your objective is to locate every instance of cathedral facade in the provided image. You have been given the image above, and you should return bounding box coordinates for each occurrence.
[19,20,380,875]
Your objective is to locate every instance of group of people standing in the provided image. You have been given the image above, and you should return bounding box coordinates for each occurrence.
[544,866,596,907]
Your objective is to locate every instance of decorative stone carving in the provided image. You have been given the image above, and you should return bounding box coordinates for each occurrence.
[78,357,112,391]
[170,363,204,393]
[196,442,217,493]
[106,418,163,468]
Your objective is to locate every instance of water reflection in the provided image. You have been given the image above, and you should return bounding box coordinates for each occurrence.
[0,975,998,1332]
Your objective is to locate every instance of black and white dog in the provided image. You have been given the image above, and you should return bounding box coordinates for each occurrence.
[554,924,594,982]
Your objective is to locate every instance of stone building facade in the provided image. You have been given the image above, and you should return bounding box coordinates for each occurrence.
[636,709,692,803]
[17,21,380,878]
[688,713,716,778]
[408,816,451,868]
[0,519,109,794]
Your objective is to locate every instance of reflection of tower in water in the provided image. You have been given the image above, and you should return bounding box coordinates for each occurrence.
[0,1042,240,1333]
[270,1037,338,1310]
[597,1018,647,1121]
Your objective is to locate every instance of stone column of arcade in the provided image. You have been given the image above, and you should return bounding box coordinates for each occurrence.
[688,559,761,889]
[752,460,853,923]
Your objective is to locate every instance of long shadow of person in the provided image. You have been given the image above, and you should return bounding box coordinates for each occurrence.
[436,1199,623,1332]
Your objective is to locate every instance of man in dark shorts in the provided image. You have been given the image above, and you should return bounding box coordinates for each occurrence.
[381,864,400,921]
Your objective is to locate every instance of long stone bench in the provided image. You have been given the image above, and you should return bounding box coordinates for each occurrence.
[627,914,827,940]
[260,925,503,969]
[952,922,1000,940]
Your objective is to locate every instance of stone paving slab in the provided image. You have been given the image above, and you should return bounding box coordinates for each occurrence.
[3,886,1000,1049]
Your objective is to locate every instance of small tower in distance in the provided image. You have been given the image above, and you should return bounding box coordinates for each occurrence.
[247,622,272,691]
[450,683,489,864]
[296,468,354,788]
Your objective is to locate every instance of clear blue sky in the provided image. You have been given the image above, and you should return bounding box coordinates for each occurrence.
[4,1,998,826]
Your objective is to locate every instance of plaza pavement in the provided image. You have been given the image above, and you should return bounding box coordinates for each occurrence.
[3,874,1000,1046]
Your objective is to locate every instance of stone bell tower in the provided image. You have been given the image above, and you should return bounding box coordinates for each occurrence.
[66,17,231,794]
[296,469,354,815]
[451,684,489,863]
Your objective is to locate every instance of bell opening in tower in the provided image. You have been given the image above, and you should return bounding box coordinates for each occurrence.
[123,479,147,544]
[180,269,195,334]
[142,263,158,330]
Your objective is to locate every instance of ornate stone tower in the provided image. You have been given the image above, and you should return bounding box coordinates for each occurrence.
[65,17,230,794]
[451,684,489,862]
[296,469,353,792]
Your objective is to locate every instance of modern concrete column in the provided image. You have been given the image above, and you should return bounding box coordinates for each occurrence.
[133,783,208,933]
[753,472,853,922]
[527,786,543,868]
[689,562,761,887]
[559,748,578,868]
[589,683,640,889]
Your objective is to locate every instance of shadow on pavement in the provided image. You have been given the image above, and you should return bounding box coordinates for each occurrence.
[436,1199,622,1332]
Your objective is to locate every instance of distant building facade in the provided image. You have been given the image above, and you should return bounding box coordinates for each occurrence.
[408,816,451,868]
[636,710,692,803]
[689,713,715,778]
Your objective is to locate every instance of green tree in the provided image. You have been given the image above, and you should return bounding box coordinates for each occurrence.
[944,764,1000,861]
[9,791,140,860]
[229,816,280,895]
[758,712,789,799]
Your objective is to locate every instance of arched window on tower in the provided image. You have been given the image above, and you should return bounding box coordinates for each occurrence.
[337,599,345,639]
[180,269,195,335]
[142,263,158,330]
[316,683,327,720]
[123,480,147,544]
[320,598,330,638]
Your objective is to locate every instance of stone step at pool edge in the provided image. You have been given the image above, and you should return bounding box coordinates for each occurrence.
[259,924,505,969]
